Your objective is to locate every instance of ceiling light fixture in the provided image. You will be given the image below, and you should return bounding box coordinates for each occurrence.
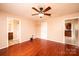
[39,13,44,18]
[32,6,51,18]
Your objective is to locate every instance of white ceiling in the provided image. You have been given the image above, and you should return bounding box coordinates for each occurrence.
[0,3,79,20]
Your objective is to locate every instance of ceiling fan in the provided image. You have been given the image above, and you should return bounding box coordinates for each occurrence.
[32,6,51,18]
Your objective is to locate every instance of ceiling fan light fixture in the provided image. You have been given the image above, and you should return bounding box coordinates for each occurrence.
[38,13,44,17]
[32,6,51,18]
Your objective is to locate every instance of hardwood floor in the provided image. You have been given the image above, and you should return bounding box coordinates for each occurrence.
[0,38,79,56]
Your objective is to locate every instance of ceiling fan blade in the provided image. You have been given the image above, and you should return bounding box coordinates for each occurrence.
[32,7,40,12]
[32,13,39,16]
[43,6,51,12]
[44,13,51,16]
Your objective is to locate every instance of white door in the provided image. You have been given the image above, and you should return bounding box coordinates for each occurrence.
[41,21,47,39]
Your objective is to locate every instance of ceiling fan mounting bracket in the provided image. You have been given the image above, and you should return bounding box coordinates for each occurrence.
[40,7,43,11]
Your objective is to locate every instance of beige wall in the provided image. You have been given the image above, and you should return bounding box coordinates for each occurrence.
[47,12,79,44]
[0,11,8,49]
[21,18,36,42]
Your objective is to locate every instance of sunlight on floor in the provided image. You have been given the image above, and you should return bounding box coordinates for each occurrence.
[8,40,19,46]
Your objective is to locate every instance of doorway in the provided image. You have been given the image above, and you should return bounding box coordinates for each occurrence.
[7,17,21,46]
[41,21,47,39]
[65,18,79,46]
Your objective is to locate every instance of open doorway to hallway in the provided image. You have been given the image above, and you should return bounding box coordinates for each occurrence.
[41,21,47,39]
[7,17,21,46]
